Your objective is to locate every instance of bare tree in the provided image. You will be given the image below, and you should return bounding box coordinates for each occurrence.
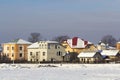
[101,35,117,47]
[52,35,70,43]
[28,32,42,43]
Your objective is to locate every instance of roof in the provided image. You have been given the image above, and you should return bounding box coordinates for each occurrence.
[117,42,120,43]
[46,41,58,44]
[5,39,32,44]
[78,52,97,58]
[28,42,39,49]
[66,37,93,49]
[101,50,119,56]
[28,41,59,49]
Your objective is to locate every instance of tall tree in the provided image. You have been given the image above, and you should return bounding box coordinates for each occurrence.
[52,35,70,43]
[28,32,42,43]
[101,35,117,47]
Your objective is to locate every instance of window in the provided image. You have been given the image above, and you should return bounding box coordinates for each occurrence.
[36,52,38,56]
[19,46,22,50]
[7,54,9,57]
[36,59,38,62]
[19,53,22,57]
[57,51,61,56]
[43,59,45,61]
[30,52,32,56]
[58,46,60,49]
[12,53,14,57]
[45,44,47,49]
[43,52,45,56]
[81,58,83,61]
[12,47,14,50]
[7,47,9,50]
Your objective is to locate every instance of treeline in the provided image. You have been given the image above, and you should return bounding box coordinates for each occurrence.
[28,32,117,47]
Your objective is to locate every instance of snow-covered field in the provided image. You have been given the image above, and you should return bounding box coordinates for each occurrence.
[0,63,120,80]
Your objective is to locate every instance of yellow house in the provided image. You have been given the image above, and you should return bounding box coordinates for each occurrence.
[116,42,120,50]
[61,37,96,54]
[2,39,31,61]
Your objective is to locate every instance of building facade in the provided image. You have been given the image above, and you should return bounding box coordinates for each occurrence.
[2,39,31,61]
[28,41,66,62]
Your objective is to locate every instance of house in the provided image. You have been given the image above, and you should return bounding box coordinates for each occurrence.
[63,52,79,62]
[116,42,120,50]
[62,37,96,54]
[28,41,66,62]
[100,50,120,62]
[2,39,32,61]
[96,42,107,50]
[0,45,2,60]
[97,42,116,50]
[77,51,103,63]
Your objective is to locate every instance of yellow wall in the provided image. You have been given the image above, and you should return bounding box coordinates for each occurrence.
[116,43,120,50]
[62,41,96,54]
[3,44,30,61]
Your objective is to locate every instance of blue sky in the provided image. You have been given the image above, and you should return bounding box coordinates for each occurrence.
[0,0,120,43]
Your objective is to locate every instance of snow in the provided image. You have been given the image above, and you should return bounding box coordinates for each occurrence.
[28,41,59,49]
[16,39,32,44]
[46,41,58,43]
[5,39,32,44]
[28,42,39,49]
[0,63,120,80]
[78,52,96,57]
[101,50,119,56]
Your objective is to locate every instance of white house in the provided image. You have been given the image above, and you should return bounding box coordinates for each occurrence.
[100,50,120,62]
[78,51,103,63]
[28,41,66,62]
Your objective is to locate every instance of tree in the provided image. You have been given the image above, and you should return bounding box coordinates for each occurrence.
[28,32,42,43]
[101,35,117,47]
[52,35,70,43]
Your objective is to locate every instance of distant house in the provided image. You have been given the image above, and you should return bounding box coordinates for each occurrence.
[63,52,79,62]
[0,45,2,60]
[116,42,120,50]
[97,42,116,50]
[28,41,66,62]
[62,37,96,54]
[100,50,120,62]
[96,42,107,50]
[77,51,103,63]
[2,39,32,61]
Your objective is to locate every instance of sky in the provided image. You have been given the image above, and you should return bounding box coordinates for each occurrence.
[0,0,120,44]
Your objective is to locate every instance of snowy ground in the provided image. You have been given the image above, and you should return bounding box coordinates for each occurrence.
[0,63,120,80]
